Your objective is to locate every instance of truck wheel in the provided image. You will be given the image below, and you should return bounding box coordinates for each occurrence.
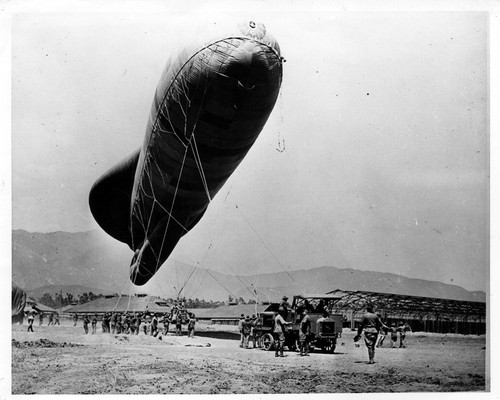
[323,341,336,353]
[262,333,274,351]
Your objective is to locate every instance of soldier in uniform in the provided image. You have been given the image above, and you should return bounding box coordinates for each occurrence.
[162,312,170,335]
[83,314,90,334]
[299,309,311,356]
[27,311,35,332]
[175,310,183,336]
[135,313,142,335]
[238,314,245,348]
[91,313,98,334]
[273,308,292,357]
[151,313,159,337]
[354,305,389,364]
[187,313,196,338]
[390,323,398,348]
[279,296,291,319]
[248,314,259,349]
[242,316,252,348]
[110,312,117,334]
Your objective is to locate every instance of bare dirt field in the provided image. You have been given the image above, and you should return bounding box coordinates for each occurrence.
[11,320,486,394]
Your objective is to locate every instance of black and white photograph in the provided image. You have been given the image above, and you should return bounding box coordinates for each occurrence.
[3,0,496,396]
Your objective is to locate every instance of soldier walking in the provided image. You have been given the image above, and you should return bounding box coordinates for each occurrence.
[354,305,389,364]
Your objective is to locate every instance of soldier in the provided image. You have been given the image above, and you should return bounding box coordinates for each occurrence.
[116,313,123,334]
[91,313,98,334]
[376,325,388,348]
[83,314,90,334]
[273,308,292,357]
[175,310,182,336]
[398,321,411,348]
[135,313,142,335]
[162,312,170,335]
[27,311,35,332]
[151,313,159,337]
[238,314,245,348]
[299,309,311,356]
[39,312,44,326]
[130,313,137,335]
[104,312,111,333]
[73,313,78,327]
[390,323,398,348]
[187,313,196,338]
[54,313,60,325]
[375,312,387,348]
[142,314,150,335]
[279,296,291,319]
[123,313,130,334]
[48,313,54,326]
[242,316,252,348]
[354,305,389,364]
[110,312,117,334]
[249,314,259,349]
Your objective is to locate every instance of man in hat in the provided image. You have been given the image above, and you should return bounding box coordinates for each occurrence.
[398,321,410,348]
[249,314,259,348]
[279,296,291,320]
[187,312,196,338]
[390,323,398,348]
[27,311,35,332]
[354,304,389,364]
[299,309,311,356]
[274,308,292,357]
[242,315,252,348]
[238,314,245,348]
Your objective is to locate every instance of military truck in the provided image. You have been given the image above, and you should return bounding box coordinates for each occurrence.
[255,294,344,353]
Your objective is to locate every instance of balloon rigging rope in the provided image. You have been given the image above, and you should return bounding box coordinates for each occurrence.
[234,204,295,283]
[155,145,190,276]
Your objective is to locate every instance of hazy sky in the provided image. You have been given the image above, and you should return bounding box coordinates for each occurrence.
[5,2,492,292]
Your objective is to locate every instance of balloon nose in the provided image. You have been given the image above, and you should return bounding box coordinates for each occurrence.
[225,41,273,88]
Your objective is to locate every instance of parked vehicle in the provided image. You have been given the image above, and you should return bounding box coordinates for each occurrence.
[254,294,344,353]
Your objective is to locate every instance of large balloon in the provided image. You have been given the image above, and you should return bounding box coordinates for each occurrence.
[89,21,283,285]
[12,282,27,323]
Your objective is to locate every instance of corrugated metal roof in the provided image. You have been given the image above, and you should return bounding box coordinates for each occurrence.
[66,295,170,314]
[191,304,271,319]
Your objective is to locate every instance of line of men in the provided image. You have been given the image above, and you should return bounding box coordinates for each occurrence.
[77,309,197,338]
[24,311,61,331]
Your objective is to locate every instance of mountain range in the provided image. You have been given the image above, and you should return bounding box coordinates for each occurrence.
[12,229,486,303]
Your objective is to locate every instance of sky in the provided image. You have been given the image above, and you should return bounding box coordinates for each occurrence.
[2,1,495,294]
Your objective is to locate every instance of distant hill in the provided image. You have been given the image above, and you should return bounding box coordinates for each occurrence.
[12,230,130,293]
[12,230,486,303]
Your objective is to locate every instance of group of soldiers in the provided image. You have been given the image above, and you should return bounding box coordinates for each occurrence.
[24,311,60,332]
[375,320,411,349]
[74,305,197,338]
[237,314,260,349]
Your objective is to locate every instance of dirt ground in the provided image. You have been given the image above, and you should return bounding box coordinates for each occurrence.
[11,319,486,394]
